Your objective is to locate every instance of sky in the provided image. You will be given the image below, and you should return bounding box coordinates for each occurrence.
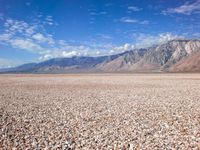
[0,0,200,68]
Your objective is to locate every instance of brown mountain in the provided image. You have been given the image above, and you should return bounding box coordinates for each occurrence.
[96,48,147,72]
[169,51,200,72]
[1,39,200,73]
[97,39,200,72]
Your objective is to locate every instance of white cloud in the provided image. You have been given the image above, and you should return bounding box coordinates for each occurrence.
[120,17,138,23]
[95,51,100,55]
[62,51,78,57]
[4,19,29,35]
[97,34,112,40]
[45,16,54,25]
[128,6,141,11]
[192,32,200,37]
[39,54,53,60]
[109,49,115,54]
[124,43,134,50]
[0,18,56,53]
[36,32,184,61]
[113,43,135,52]
[10,38,45,53]
[38,42,135,61]
[32,33,54,44]
[163,0,200,15]
[25,26,36,35]
[0,18,127,65]
[32,33,47,42]
[107,33,184,54]
[90,11,107,15]
[134,32,184,48]
[58,40,67,46]
[0,33,11,42]
[39,50,84,61]
[158,33,181,42]
[119,17,149,24]
[0,17,183,66]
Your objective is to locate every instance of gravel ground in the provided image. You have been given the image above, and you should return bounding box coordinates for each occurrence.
[0,74,200,149]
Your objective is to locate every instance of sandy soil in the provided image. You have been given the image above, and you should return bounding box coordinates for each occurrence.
[0,74,200,149]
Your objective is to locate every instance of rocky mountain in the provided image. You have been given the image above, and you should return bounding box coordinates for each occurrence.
[96,48,147,72]
[97,39,200,72]
[1,39,200,73]
[136,39,200,71]
[169,51,200,72]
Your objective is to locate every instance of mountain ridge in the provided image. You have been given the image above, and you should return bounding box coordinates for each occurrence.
[1,39,200,73]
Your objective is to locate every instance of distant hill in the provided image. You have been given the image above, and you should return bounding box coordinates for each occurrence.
[1,39,200,73]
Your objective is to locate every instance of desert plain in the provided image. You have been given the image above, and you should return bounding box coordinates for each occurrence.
[0,74,200,149]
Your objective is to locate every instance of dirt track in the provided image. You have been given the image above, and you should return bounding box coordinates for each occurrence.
[0,74,200,149]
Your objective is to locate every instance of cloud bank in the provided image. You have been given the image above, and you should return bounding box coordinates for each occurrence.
[0,17,183,67]
[163,0,200,15]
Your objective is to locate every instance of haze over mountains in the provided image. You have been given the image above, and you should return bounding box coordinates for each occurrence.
[2,39,200,73]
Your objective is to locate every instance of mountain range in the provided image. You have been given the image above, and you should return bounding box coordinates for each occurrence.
[1,39,200,73]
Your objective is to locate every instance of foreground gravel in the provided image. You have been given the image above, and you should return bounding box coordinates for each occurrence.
[0,74,200,149]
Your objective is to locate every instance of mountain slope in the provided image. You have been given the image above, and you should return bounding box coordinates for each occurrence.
[135,39,200,71]
[169,51,200,72]
[96,49,147,72]
[3,53,125,73]
[97,39,200,72]
[1,39,200,73]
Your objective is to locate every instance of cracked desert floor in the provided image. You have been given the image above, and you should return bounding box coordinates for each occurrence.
[0,74,200,149]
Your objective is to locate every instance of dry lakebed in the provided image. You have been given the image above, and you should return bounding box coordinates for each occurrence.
[0,74,200,149]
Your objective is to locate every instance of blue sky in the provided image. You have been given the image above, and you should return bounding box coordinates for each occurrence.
[0,0,200,68]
